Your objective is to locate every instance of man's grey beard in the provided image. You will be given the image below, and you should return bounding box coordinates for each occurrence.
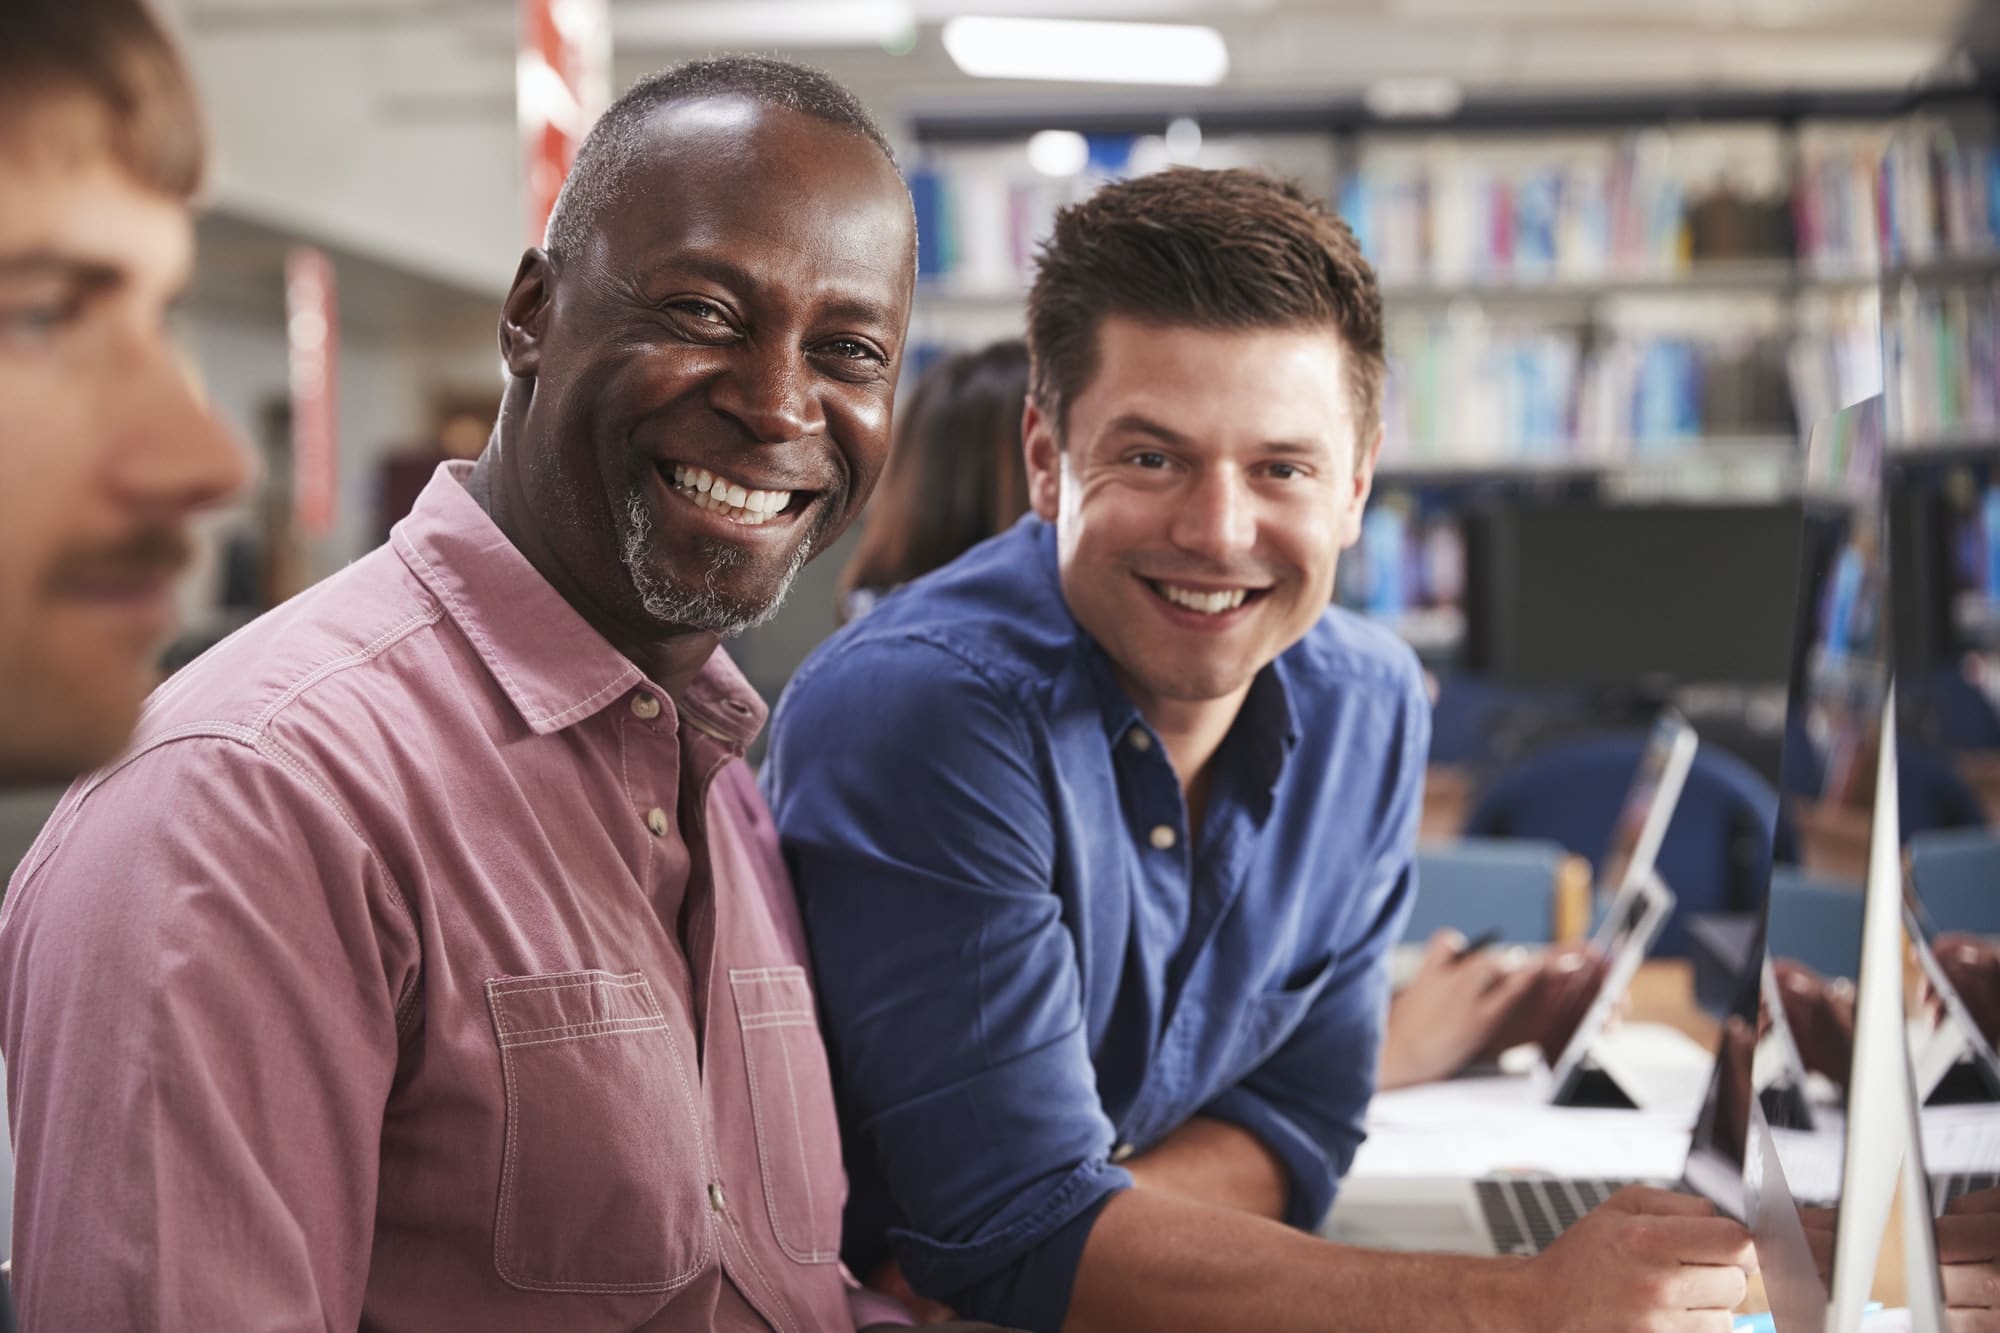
[617,489,813,636]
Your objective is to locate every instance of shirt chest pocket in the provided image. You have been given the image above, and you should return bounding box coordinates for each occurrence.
[728,966,843,1264]
[1224,955,1338,1089]
[486,970,713,1293]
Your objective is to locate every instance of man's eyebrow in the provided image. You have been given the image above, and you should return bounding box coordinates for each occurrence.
[1107,413,1336,458]
[1104,413,1194,447]
[636,252,904,333]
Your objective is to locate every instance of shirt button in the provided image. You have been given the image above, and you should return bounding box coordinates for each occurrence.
[1110,1141,1135,1163]
[645,807,669,837]
[1148,824,1177,851]
[707,1182,726,1213]
[630,692,661,720]
[1126,726,1151,752]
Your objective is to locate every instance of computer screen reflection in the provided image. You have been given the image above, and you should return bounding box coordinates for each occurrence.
[1751,396,1890,1326]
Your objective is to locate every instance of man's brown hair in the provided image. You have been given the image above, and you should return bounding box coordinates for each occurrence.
[0,0,205,197]
[1026,166,1385,458]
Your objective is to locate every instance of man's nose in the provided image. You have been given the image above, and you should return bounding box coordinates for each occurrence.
[712,346,821,445]
[1169,468,1258,562]
[103,337,252,521]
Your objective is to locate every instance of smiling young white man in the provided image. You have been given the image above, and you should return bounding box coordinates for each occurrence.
[764,168,1759,1333]
[0,53,1012,1333]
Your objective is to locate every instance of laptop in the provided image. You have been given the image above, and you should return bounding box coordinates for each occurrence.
[1541,711,1696,1108]
[1324,714,1705,1256]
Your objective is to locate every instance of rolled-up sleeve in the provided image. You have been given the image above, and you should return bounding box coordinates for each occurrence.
[766,639,1131,1330]
[1198,664,1429,1231]
[0,738,419,1331]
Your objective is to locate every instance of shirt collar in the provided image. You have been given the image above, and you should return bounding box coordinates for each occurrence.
[391,461,766,748]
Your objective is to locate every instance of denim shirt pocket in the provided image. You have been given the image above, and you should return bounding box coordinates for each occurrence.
[486,969,713,1293]
[1225,955,1338,1090]
[727,965,843,1264]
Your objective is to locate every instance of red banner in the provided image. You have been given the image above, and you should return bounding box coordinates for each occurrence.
[285,247,338,540]
[519,0,611,247]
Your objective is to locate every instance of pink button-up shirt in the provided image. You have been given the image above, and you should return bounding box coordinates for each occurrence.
[0,463,890,1331]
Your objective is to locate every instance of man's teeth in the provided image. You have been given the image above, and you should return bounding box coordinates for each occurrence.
[668,464,792,526]
[1157,583,1249,615]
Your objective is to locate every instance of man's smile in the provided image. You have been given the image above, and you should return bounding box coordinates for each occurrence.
[659,460,812,529]
[1137,574,1273,621]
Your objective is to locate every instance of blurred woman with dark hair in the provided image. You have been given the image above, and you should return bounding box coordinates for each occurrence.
[838,338,1031,621]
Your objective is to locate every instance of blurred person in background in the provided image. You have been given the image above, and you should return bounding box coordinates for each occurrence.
[0,51,1003,1333]
[767,167,1756,1333]
[0,0,247,791]
[838,338,1031,622]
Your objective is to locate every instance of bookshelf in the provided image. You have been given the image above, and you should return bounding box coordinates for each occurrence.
[902,88,2000,669]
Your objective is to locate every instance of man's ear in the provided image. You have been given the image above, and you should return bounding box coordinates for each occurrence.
[1339,424,1385,548]
[498,248,556,378]
[1023,399,1063,522]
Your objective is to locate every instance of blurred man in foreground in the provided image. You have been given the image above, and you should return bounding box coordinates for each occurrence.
[0,0,247,790]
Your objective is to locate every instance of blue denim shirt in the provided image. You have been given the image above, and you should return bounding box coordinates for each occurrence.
[763,516,1429,1331]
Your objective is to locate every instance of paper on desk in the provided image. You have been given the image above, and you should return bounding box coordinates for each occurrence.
[1349,1112,1692,1180]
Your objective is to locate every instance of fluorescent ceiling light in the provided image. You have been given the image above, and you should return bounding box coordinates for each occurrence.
[616,1,915,49]
[1027,129,1090,177]
[942,16,1230,86]
[1363,76,1464,119]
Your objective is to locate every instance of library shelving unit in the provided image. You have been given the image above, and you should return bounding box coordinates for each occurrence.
[902,85,2000,670]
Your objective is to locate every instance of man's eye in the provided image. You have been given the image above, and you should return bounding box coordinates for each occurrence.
[1130,451,1169,470]
[672,299,729,325]
[0,302,78,344]
[821,338,883,363]
[1267,462,1302,481]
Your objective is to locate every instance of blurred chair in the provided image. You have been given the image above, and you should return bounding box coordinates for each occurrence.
[1766,865,1865,980]
[1909,827,2000,936]
[1783,712,1986,842]
[1902,664,2000,753]
[1461,731,1792,957]
[1406,838,1591,947]
[1898,740,1988,841]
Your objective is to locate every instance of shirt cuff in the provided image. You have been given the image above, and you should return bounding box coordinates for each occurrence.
[846,1287,916,1327]
[1198,1085,1339,1232]
[888,1157,1131,1330]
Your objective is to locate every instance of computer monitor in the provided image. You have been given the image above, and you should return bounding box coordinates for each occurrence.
[1467,501,1804,690]
[1716,396,1893,1331]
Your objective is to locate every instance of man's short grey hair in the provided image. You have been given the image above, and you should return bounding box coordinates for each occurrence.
[544,53,897,263]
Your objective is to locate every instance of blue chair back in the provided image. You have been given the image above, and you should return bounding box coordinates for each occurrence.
[1908,827,2000,936]
[1407,838,1568,945]
[1766,865,1865,980]
[1462,731,1790,956]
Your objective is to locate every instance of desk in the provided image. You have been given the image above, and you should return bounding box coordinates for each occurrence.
[1347,959,1920,1316]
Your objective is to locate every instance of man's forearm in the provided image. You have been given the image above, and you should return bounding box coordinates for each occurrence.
[1065,1187,1527,1333]
[1120,1116,1289,1221]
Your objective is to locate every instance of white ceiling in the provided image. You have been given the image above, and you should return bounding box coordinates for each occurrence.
[161,0,1977,298]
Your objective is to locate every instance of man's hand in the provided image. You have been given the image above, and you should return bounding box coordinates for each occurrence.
[1378,930,1541,1089]
[1508,1185,1757,1332]
[1936,934,2000,1048]
[1941,1186,2000,1331]
[1772,959,1856,1085]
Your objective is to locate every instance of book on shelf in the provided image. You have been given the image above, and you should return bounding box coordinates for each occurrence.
[1885,278,2000,447]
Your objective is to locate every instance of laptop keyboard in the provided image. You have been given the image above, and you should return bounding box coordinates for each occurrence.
[1476,1177,1639,1256]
